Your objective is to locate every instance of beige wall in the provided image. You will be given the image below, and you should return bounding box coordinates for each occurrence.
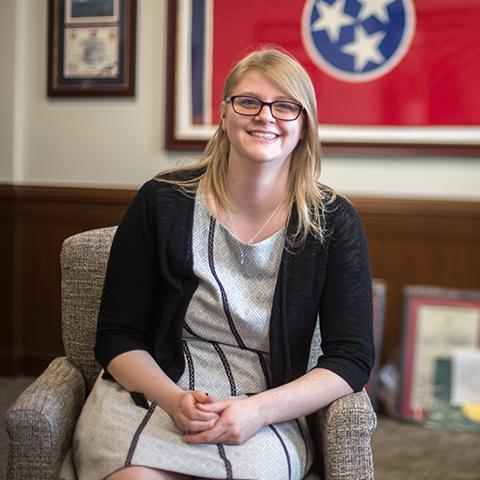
[2,0,480,198]
[0,0,16,181]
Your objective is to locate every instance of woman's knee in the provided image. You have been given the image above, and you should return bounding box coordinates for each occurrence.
[107,466,189,480]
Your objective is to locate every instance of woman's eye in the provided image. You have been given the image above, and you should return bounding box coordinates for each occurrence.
[239,98,260,108]
[275,102,297,112]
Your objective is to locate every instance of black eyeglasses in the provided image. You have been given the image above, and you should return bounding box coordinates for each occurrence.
[226,95,304,121]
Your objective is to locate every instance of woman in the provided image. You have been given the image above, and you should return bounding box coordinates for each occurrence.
[72,48,374,480]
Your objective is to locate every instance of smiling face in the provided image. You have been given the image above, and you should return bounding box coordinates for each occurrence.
[222,69,304,170]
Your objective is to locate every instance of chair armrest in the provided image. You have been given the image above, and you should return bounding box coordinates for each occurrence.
[5,357,86,480]
[309,390,377,480]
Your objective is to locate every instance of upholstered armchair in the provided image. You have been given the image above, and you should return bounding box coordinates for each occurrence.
[6,227,377,480]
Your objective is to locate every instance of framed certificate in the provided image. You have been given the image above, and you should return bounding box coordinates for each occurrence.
[399,286,480,423]
[165,0,480,154]
[48,0,137,96]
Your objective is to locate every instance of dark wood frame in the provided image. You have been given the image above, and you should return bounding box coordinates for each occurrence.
[165,0,480,156]
[399,285,480,422]
[48,0,137,97]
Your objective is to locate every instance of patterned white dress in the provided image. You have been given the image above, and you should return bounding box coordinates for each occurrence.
[71,192,313,480]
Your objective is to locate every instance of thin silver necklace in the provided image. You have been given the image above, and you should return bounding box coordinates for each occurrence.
[225,193,287,264]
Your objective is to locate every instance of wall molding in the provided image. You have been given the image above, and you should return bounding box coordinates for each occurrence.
[1,183,479,376]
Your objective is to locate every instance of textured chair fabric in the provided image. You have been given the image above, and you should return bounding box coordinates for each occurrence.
[5,227,376,480]
[61,226,117,392]
[5,357,85,480]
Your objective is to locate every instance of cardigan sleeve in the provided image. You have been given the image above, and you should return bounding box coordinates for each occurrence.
[315,196,375,392]
[94,180,162,370]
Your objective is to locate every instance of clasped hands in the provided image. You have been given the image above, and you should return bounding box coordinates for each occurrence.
[170,390,265,445]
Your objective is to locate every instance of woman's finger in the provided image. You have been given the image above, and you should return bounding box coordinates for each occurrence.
[181,417,218,434]
[183,423,227,444]
[196,400,228,414]
[190,390,214,404]
[180,394,217,421]
[181,404,218,422]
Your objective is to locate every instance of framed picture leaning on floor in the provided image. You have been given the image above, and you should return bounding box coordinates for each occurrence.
[399,285,480,430]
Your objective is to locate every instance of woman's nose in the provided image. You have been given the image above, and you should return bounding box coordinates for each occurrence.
[255,104,275,121]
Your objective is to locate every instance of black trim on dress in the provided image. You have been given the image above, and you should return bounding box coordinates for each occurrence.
[124,403,156,467]
[183,321,202,338]
[212,341,237,396]
[208,218,247,349]
[182,340,195,391]
[208,217,271,389]
[269,424,292,480]
[216,444,233,480]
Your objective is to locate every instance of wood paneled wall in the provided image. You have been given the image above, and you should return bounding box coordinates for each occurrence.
[0,185,133,375]
[1,185,479,376]
[353,197,480,363]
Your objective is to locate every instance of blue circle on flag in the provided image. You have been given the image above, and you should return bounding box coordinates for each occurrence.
[302,0,415,82]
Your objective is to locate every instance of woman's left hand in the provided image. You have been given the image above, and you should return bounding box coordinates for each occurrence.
[183,396,266,445]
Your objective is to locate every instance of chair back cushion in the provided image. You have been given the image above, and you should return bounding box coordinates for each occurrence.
[61,226,117,391]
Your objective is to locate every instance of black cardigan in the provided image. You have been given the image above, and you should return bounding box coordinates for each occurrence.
[95,175,375,392]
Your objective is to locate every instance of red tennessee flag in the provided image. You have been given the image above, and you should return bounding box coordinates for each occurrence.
[209,0,480,127]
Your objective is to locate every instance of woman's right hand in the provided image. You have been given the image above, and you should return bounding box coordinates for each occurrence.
[169,390,219,434]
[106,351,219,434]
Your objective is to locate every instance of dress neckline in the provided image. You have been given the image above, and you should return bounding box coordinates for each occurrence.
[196,190,285,247]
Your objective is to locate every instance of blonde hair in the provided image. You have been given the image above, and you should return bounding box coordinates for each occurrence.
[158,47,335,246]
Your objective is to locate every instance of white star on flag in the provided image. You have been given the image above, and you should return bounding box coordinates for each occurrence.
[312,0,354,43]
[341,26,386,71]
[358,0,395,24]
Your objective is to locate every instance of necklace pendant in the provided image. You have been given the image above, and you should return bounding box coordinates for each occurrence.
[240,252,245,264]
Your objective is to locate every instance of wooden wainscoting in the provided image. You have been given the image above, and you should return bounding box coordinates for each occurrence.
[0,185,134,375]
[353,197,480,364]
[1,184,479,375]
